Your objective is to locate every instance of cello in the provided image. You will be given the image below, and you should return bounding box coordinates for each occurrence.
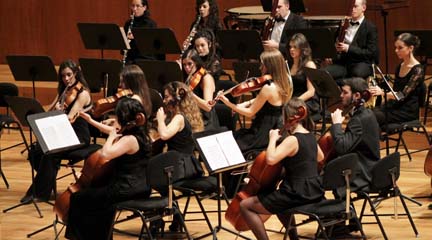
[225,106,307,231]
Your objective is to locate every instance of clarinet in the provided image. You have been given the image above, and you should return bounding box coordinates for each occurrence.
[181,14,202,56]
[122,13,134,65]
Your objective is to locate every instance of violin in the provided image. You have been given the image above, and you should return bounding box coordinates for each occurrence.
[209,75,272,105]
[92,89,133,118]
[261,0,278,40]
[187,67,207,91]
[50,82,84,112]
[225,106,307,231]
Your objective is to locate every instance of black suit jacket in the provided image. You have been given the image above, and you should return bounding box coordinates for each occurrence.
[278,13,308,55]
[330,106,380,191]
[336,19,379,65]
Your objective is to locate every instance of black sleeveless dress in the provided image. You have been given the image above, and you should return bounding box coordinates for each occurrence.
[66,134,151,240]
[292,72,320,116]
[166,115,203,179]
[193,81,220,131]
[258,132,324,214]
[234,102,283,153]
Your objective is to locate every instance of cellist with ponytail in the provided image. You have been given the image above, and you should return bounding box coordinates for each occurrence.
[239,98,325,240]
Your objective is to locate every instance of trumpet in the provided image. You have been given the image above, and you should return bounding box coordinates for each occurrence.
[122,13,134,65]
[181,14,202,56]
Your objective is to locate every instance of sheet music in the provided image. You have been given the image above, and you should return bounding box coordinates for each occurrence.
[196,131,245,171]
[35,114,80,151]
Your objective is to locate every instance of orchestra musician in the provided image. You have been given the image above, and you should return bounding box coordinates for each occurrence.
[369,33,425,127]
[239,98,325,240]
[192,28,223,82]
[66,98,152,240]
[182,48,220,130]
[194,0,224,35]
[287,33,320,118]
[20,59,92,204]
[156,81,205,232]
[324,0,379,85]
[123,0,164,63]
[262,0,307,55]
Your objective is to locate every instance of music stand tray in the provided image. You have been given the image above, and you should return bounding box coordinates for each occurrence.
[6,55,57,98]
[79,58,123,96]
[135,60,182,93]
[285,28,337,59]
[27,111,84,155]
[132,28,181,55]
[77,23,129,51]
[217,30,263,60]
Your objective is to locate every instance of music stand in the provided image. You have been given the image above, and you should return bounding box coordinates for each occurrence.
[260,0,306,13]
[217,30,263,60]
[132,28,181,55]
[2,96,46,218]
[135,60,182,93]
[232,62,261,83]
[6,55,57,99]
[304,67,341,133]
[77,22,129,59]
[285,28,337,59]
[79,58,123,97]
[193,130,251,240]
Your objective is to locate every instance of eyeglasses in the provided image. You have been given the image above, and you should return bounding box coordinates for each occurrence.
[130,4,144,9]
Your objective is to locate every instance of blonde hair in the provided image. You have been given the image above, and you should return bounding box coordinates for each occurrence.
[164,81,204,132]
[260,50,293,104]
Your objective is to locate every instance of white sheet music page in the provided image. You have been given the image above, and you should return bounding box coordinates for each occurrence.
[35,114,80,151]
[215,131,245,165]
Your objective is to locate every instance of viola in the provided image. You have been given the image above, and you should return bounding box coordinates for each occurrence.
[53,148,113,222]
[225,106,307,231]
[261,0,279,40]
[187,67,207,91]
[92,89,133,118]
[209,75,272,105]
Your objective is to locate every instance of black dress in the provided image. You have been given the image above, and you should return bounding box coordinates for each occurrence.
[234,102,283,153]
[165,115,203,179]
[65,134,151,240]
[24,88,91,200]
[292,72,320,116]
[373,63,425,126]
[258,132,324,214]
[192,79,220,131]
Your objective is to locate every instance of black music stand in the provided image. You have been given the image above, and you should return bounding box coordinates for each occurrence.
[2,97,45,218]
[285,28,337,59]
[232,62,261,83]
[79,58,123,97]
[217,30,263,60]
[193,130,251,240]
[260,0,306,13]
[77,23,129,59]
[304,67,341,134]
[132,28,181,55]
[135,60,182,93]
[6,55,57,99]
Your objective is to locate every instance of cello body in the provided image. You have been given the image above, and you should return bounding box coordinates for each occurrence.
[225,151,282,231]
[53,149,113,222]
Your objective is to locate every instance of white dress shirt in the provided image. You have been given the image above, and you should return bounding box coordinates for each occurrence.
[270,11,291,43]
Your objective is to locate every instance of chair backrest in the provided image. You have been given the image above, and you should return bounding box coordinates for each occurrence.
[147,151,182,191]
[322,153,359,190]
[0,82,19,108]
[149,88,163,118]
[370,152,400,190]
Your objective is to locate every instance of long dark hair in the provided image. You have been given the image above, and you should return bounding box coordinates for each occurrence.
[57,59,89,94]
[195,0,222,32]
[288,33,313,74]
[115,97,151,147]
[120,65,152,117]
[282,97,313,131]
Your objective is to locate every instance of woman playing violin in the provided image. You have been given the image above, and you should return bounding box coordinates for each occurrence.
[182,48,220,130]
[240,98,324,240]
[20,59,92,203]
[216,49,292,153]
[66,97,152,240]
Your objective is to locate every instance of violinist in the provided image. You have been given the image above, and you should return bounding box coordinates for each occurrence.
[239,98,324,240]
[323,0,379,85]
[182,48,220,130]
[20,59,92,204]
[193,28,222,82]
[66,97,152,240]
[262,0,307,56]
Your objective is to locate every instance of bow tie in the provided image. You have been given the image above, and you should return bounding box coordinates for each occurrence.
[275,17,285,23]
[350,21,360,26]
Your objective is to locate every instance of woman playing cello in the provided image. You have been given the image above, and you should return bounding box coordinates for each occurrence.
[65,97,152,240]
[239,98,324,240]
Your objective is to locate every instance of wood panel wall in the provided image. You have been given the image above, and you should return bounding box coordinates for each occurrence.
[0,0,430,73]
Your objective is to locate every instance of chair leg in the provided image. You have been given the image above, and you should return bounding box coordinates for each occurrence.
[363,196,388,240]
[398,193,419,237]
[399,135,412,161]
